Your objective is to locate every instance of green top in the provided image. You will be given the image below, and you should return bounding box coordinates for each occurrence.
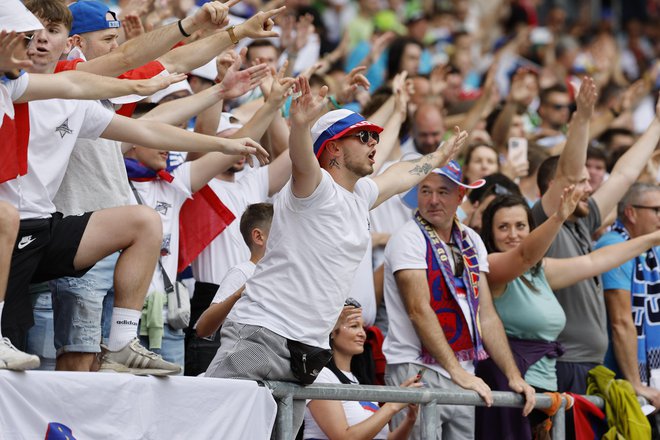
[494,267,566,391]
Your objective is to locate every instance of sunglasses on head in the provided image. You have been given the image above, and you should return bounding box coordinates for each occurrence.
[346,130,380,144]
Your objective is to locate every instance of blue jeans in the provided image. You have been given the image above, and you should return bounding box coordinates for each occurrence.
[49,253,117,355]
[26,283,56,371]
[140,324,185,376]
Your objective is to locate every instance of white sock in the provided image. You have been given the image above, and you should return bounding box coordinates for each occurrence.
[0,301,4,338]
[106,307,141,351]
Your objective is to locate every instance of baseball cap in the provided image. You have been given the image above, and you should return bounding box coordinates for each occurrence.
[0,0,44,33]
[69,1,120,36]
[310,109,383,159]
[217,112,243,134]
[401,160,485,209]
[149,79,193,104]
[190,59,218,83]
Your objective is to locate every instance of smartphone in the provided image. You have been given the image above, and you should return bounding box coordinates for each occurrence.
[415,368,426,382]
[508,137,528,165]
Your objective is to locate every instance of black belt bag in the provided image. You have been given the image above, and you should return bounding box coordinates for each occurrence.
[286,339,332,385]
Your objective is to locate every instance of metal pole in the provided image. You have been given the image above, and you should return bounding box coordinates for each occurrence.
[551,398,566,440]
[421,400,438,439]
[275,393,293,440]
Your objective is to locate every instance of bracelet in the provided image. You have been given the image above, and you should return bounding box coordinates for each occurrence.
[227,25,239,45]
[177,19,190,38]
[609,107,621,118]
[327,95,341,110]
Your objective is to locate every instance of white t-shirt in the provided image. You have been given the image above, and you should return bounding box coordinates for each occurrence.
[192,167,269,285]
[0,73,27,122]
[382,219,489,377]
[303,367,389,440]
[229,170,379,348]
[130,163,192,293]
[0,77,114,219]
[211,260,256,304]
[348,241,377,327]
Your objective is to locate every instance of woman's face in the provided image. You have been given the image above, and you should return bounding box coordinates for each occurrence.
[465,146,498,183]
[492,205,531,252]
[332,316,366,356]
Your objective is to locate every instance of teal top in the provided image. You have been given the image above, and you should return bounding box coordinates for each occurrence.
[494,267,566,391]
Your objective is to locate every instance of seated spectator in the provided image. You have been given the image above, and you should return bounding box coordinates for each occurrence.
[304,302,419,440]
[195,203,273,339]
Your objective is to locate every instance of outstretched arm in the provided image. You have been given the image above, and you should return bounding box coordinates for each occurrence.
[591,96,660,219]
[77,1,241,77]
[371,127,468,208]
[15,71,186,103]
[545,229,660,290]
[195,287,244,338]
[288,77,328,198]
[102,113,269,161]
[158,6,284,74]
[372,71,409,173]
[540,77,596,217]
[487,185,581,292]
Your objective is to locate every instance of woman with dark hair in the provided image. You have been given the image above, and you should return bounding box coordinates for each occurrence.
[462,142,500,185]
[475,191,660,439]
[304,303,419,440]
[386,37,423,81]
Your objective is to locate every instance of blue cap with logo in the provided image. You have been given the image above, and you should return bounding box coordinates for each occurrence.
[69,1,120,36]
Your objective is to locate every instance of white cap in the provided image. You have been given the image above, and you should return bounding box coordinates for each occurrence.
[0,0,44,33]
[190,59,218,82]
[149,79,193,104]
[217,112,243,134]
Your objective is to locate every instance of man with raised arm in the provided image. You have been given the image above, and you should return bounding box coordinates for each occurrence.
[532,77,660,393]
[206,77,468,432]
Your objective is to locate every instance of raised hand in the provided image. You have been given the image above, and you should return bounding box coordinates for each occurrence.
[336,66,370,105]
[135,72,187,95]
[289,76,328,126]
[191,0,241,30]
[0,31,34,72]
[218,136,270,166]
[438,126,469,163]
[235,5,285,40]
[556,184,583,221]
[123,14,145,40]
[508,68,535,105]
[392,71,411,119]
[218,55,269,100]
[264,63,296,107]
[575,76,597,119]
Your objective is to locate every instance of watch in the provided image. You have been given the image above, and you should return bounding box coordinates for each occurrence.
[227,25,239,45]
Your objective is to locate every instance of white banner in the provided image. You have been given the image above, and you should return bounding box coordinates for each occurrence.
[0,371,277,439]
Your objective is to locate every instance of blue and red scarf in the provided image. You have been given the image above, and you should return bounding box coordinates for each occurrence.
[124,157,174,182]
[414,210,488,365]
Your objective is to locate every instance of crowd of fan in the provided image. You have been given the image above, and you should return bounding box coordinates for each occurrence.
[1,0,660,438]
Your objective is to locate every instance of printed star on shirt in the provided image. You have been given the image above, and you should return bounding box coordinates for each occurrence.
[55,118,73,138]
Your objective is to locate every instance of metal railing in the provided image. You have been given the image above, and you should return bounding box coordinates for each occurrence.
[263,381,610,440]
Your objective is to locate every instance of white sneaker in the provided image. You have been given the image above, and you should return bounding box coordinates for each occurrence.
[0,337,40,370]
[99,338,181,376]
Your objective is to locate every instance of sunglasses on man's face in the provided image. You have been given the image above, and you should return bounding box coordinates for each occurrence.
[347,130,380,144]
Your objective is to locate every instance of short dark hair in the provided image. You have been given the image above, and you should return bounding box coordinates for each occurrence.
[536,155,559,196]
[467,173,522,204]
[246,40,278,60]
[586,146,607,164]
[598,127,634,148]
[539,85,569,106]
[25,0,73,31]
[239,203,274,250]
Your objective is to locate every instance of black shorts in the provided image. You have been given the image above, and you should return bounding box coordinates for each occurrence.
[2,212,94,342]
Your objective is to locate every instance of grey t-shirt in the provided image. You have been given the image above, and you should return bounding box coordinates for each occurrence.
[53,134,132,215]
[531,197,607,363]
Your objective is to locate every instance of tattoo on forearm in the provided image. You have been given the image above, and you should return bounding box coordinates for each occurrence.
[329,158,341,169]
[408,156,434,176]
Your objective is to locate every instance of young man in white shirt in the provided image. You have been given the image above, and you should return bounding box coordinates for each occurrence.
[206,77,469,432]
[382,161,535,439]
[1,6,268,375]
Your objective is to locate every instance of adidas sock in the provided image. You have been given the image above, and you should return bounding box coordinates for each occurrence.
[0,301,4,338]
[106,307,141,351]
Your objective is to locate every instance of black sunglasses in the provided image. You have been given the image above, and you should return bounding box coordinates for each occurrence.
[447,242,465,278]
[549,103,571,110]
[632,205,660,216]
[347,130,379,144]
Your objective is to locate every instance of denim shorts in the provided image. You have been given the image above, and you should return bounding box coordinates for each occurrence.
[49,253,117,356]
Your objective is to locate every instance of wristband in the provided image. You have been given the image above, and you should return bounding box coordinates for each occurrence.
[227,25,239,45]
[328,95,341,110]
[177,19,191,38]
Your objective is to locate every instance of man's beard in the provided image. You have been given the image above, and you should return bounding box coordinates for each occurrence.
[573,200,590,218]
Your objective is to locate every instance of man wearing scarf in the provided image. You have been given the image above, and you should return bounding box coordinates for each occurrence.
[597,183,660,411]
[383,160,535,439]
